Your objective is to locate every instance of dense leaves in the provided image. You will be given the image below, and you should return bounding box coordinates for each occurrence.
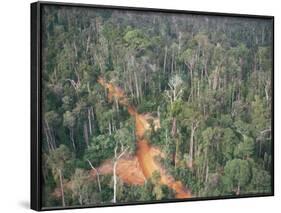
[41,5,273,207]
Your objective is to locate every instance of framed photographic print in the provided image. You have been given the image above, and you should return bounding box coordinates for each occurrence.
[31,1,274,211]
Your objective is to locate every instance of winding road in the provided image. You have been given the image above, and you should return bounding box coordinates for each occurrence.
[98,77,191,199]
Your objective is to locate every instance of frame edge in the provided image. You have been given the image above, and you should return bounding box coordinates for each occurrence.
[37,1,274,19]
[31,1,42,211]
[30,1,274,211]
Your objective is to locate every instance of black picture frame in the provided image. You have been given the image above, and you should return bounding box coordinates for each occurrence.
[31,1,274,211]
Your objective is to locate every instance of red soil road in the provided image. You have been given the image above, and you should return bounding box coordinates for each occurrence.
[97,77,191,199]
[91,155,146,185]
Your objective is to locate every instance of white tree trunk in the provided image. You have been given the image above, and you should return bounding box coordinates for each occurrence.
[87,159,101,192]
[112,143,128,203]
[163,45,167,74]
[58,169,65,207]
[113,161,118,203]
[88,108,92,136]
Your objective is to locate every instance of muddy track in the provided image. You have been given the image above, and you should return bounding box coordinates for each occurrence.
[97,77,191,198]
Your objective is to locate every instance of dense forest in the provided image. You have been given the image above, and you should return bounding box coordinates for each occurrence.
[41,5,273,208]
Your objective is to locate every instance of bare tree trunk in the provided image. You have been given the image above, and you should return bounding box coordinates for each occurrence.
[188,126,194,168]
[86,34,91,54]
[87,159,101,192]
[73,41,78,58]
[197,80,200,99]
[88,108,92,136]
[113,160,118,203]
[115,97,119,112]
[203,146,209,181]
[190,68,193,102]
[70,128,76,151]
[43,124,53,152]
[83,122,89,148]
[90,107,96,134]
[165,129,168,146]
[109,121,112,135]
[188,122,198,169]
[178,32,182,54]
[265,80,270,105]
[171,117,177,137]
[171,48,174,74]
[134,70,140,103]
[163,45,167,74]
[158,64,161,92]
[124,61,134,98]
[78,193,83,205]
[157,106,160,120]
[175,138,179,168]
[112,143,128,203]
[58,169,65,207]
[203,159,209,193]
[45,119,56,150]
[236,181,241,195]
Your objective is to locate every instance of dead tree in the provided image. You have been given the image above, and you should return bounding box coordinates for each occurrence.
[112,142,128,203]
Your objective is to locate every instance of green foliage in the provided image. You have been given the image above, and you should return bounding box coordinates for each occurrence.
[221,128,239,161]
[70,168,100,205]
[234,135,254,159]
[84,134,115,166]
[114,127,135,153]
[41,5,272,207]
[47,145,74,172]
[249,165,271,193]
[222,159,251,194]
[63,111,76,128]
[124,29,150,50]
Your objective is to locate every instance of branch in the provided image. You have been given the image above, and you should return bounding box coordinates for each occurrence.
[164,90,173,103]
[174,89,183,100]
[87,159,97,172]
[87,159,101,192]
[65,79,79,91]
[168,82,174,90]
[117,146,128,160]
[260,128,271,135]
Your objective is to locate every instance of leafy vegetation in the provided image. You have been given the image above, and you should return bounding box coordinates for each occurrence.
[41,5,273,208]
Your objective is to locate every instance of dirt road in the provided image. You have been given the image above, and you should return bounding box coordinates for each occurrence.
[97,77,191,198]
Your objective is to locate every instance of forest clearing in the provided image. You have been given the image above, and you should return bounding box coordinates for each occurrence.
[98,77,191,198]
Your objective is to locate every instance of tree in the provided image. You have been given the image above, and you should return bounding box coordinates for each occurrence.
[112,142,128,203]
[123,29,150,51]
[251,95,271,157]
[149,171,173,200]
[222,159,251,195]
[87,160,102,193]
[84,134,115,166]
[70,169,90,205]
[47,145,73,207]
[44,111,60,151]
[165,75,184,106]
[234,135,254,159]
[221,127,239,162]
[41,6,273,207]
[63,111,76,151]
[113,127,135,153]
[181,49,197,80]
[181,103,202,169]
[164,75,184,167]
[249,164,271,193]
